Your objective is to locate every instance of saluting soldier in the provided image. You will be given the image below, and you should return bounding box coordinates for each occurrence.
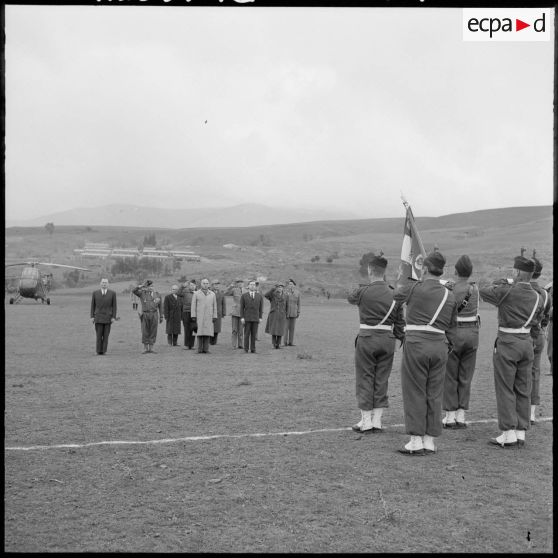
[348,255,405,433]
[479,255,545,448]
[527,256,551,424]
[394,251,457,455]
[133,280,163,354]
[284,279,301,346]
[442,255,480,429]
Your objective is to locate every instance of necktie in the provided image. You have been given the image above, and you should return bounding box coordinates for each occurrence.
[251,293,254,299]
[102,290,106,296]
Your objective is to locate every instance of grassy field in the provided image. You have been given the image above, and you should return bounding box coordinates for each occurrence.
[4,290,553,552]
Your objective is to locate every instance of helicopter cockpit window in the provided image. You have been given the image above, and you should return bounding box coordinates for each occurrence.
[22,267,39,279]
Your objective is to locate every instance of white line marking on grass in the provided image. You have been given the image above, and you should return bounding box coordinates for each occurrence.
[5,417,553,452]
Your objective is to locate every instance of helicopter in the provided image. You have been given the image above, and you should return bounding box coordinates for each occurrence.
[5,261,92,305]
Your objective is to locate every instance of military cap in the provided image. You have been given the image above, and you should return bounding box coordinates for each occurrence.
[288,278,296,285]
[145,280,153,286]
[532,257,543,278]
[211,279,220,285]
[454,255,473,278]
[424,251,446,276]
[513,256,535,273]
[235,278,244,283]
[276,281,285,287]
[369,255,388,269]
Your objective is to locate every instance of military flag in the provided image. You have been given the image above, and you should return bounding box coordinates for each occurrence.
[397,198,426,287]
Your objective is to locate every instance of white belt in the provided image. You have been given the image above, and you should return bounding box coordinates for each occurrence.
[457,316,478,322]
[499,327,531,334]
[360,324,392,331]
[405,325,445,334]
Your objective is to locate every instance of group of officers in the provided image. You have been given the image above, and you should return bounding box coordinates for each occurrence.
[348,251,552,455]
[126,277,302,354]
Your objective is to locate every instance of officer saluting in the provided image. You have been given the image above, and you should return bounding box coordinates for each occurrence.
[480,254,545,448]
[348,254,405,433]
[442,255,480,429]
[394,251,457,455]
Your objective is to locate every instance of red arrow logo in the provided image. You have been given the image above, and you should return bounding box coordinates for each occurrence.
[516,19,530,31]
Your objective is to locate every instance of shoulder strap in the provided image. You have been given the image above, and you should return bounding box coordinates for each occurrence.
[524,292,541,327]
[378,299,397,326]
[457,283,474,313]
[428,288,449,326]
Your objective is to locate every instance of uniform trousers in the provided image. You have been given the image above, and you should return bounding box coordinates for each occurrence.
[354,330,395,410]
[231,316,243,348]
[493,332,533,431]
[401,331,448,437]
[140,312,158,344]
[284,317,297,345]
[243,321,259,352]
[182,312,195,348]
[94,323,111,354]
[531,332,545,405]
[443,324,479,411]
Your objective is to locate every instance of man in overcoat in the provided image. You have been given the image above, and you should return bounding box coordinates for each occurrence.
[240,280,264,353]
[265,283,288,349]
[163,284,182,346]
[191,278,217,354]
[179,280,197,350]
[90,277,118,355]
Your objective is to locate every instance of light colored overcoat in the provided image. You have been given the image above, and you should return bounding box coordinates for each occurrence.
[191,289,217,336]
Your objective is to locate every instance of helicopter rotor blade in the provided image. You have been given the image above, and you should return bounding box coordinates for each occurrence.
[35,262,92,271]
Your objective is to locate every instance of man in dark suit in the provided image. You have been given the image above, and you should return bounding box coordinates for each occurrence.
[90,277,118,355]
[240,280,264,353]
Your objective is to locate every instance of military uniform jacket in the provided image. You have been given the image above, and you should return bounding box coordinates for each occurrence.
[347,280,405,340]
[480,280,545,332]
[132,287,162,315]
[224,285,244,317]
[179,289,194,314]
[239,291,264,322]
[285,288,301,318]
[395,278,458,345]
[530,281,552,337]
[453,279,480,323]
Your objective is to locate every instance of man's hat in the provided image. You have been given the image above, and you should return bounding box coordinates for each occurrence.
[212,279,220,285]
[454,255,473,277]
[369,255,388,269]
[514,256,535,273]
[235,278,244,283]
[424,251,446,276]
[276,281,285,287]
[532,257,543,278]
[145,280,153,286]
[288,278,296,285]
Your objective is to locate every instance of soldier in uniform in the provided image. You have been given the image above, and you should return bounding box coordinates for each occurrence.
[284,279,301,346]
[394,251,457,455]
[209,279,226,345]
[479,255,545,448]
[225,278,245,349]
[442,255,480,429]
[348,255,405,433]
[133,280,163,354]
[528,256,552,423]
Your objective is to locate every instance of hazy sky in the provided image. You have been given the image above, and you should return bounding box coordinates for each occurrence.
[5,4,555,222]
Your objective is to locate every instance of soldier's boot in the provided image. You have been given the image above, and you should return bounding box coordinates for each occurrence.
[352,410,373,433]
[530,405,537,424]
[489,430,518,448]
[422,434,437,454]
[455,408,467,428]
[371,408,384,431]
[515,429,526,447]
[398,436,424,455]
[442,411,457,429]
